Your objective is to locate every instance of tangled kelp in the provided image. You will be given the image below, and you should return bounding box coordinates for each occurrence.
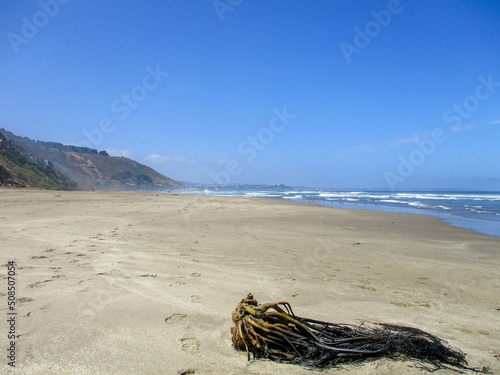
[231,293,490,373]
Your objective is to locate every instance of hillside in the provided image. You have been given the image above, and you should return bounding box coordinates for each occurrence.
[0,129,183,191]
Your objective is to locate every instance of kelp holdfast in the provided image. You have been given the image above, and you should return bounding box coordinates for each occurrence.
[231,293,491,373]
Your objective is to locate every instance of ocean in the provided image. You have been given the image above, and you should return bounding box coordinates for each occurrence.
[182,188,500,238]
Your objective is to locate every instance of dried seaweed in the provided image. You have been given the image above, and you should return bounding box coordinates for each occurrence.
[231,293,490,373]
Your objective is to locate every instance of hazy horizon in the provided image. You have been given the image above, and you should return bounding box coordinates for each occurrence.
[2,1,499,190]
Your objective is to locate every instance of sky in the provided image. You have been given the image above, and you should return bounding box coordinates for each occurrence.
[1,0,500,189]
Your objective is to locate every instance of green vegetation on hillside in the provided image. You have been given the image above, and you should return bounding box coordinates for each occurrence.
[0,128,182,191]
[0,136,77,190]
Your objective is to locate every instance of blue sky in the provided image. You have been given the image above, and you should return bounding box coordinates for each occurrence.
[1,0,500,189]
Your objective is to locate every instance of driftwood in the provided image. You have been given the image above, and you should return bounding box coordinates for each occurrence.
[231,293,490,373]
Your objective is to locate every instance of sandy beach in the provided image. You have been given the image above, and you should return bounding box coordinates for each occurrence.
[1,189,499,374]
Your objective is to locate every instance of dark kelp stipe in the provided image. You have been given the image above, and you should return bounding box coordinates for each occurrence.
[231,294,491,373]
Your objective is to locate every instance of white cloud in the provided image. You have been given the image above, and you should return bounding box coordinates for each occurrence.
[334,142,376,159]
[335,120,497,161]
[353,143,375,153]
[146,153,196,165]
[146,154,170,163]
[106,149,132,157]
[392,134,421,145]
[450,124,478,132]
[336,128,442,159]
[389,130,441,146]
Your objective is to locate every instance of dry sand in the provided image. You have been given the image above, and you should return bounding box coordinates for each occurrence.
[1,189,499,374]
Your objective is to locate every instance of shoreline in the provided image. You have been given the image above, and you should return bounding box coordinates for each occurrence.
[295,198,500,239]
[179,189,500,239]
[1,189,499,374]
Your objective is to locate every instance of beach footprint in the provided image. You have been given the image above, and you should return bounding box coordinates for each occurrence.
[18,297,33,304]
[391,301,411,308]
[165,313,187,324]
[170,280,185,287]
[27,280,53,288]
[179,338,200,353]
[190,295,202,303]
